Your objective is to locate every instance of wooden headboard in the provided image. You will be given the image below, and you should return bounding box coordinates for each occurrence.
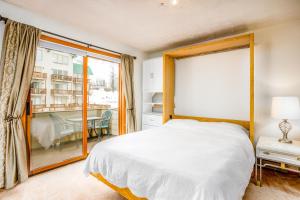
[171,115,250,130]
[163,33,254,143]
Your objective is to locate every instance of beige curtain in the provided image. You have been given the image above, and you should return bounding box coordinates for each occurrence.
[0,20,41,189]
[121,54,136,133]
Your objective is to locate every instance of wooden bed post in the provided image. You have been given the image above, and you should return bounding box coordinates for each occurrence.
[249,33,255,143]
[163,54,175,123]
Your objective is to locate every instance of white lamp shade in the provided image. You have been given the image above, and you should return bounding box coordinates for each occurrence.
[271,97,300,119]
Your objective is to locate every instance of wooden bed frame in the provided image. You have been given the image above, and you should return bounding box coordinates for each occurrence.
[92,33,255,200]
[163,33,255,143]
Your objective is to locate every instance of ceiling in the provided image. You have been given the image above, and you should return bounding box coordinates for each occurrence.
[3,0,300,53]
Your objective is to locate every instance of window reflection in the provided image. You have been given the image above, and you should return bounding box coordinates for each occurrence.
[87,57,119,152]
[30,47,83,170]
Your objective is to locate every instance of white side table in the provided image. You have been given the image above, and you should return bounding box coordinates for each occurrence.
[255,136,300,186]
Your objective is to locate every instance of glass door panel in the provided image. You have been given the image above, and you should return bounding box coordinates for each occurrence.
[29,46,84,170]
[87,57,119,152]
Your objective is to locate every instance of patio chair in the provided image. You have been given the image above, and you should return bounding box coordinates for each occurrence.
[49,113,76,148]
[95,110,112,141]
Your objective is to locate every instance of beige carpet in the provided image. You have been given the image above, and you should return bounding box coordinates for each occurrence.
[0,161,299,200]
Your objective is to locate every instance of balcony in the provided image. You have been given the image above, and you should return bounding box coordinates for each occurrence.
[49,103,83,111]
[69,103,82,110]
[73,90,92,96]
[32,71,47,79]
[31,88,46,95]
[51,89,73,95]
[49,104,68,111]
[90,84,104,90]
[73,77,82,83]
[51,74,73,82]
[32,104,47,113]
[73,78,91,84]
[73,90,83,96]
[88,104,111,110]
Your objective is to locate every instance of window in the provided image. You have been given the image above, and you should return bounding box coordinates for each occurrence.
[36,48,43,62]
[52,52,69,65]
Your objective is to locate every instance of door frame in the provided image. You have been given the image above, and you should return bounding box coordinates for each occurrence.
[23,34,126,175]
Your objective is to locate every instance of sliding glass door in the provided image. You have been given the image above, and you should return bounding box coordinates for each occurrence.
[26,36,125,174]
[28,46,84,172]
[87,57,119,152]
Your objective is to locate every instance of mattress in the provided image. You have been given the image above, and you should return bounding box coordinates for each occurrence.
[84,119,255,200]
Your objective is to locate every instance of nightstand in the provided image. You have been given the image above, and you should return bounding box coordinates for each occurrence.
[255,136,300,186]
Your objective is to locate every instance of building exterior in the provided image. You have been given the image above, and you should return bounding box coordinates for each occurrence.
[31,47,76,112]
[31,47,117,113]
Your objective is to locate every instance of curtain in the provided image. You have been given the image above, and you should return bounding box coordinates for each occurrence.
[121,54,136,133]
[0,20,41,189]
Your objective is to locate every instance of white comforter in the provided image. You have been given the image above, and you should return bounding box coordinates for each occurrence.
[84,119,255,200]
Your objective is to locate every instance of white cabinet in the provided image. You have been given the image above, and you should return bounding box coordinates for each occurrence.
[143,57,163,92]
[142,114,162,129]
[143,114,163,126]
[142,57,163,130]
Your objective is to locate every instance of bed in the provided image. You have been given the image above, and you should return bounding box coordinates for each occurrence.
[84,33,255,200]
[84,119,255,200]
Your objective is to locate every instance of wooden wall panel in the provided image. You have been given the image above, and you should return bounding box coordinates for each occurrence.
[173,115,250,130]
[164,34,250,58]
[163,33,255,144]
[162,54,175,123]
[92,173,146,200]
[249,33,255,143]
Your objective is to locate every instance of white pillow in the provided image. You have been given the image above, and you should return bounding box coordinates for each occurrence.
[164,119,203,129]
[164,119,249,135]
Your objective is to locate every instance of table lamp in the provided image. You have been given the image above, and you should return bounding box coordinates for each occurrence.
[271,96,300,143]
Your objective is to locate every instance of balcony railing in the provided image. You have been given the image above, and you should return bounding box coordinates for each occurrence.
[73,90,92,96]
[73,78,91,83]
[73,77,83,83]
[50,104,66,108]
[51,74,73,82]
[69,103,82,109]
[49,103,82,111]
[90,84,105,90]
[88,104,110,110]
[51,89,73,95]
[32,104,46,113]
[32,71,47,79]
[73,90,83,96]
[32,103,111,113]
[31,88,46,95]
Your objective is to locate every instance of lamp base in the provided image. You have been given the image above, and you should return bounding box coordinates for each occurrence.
[278,138,292,144]
[278,119,292,144]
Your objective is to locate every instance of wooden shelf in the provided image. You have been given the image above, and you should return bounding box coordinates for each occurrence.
[143,102,163,105]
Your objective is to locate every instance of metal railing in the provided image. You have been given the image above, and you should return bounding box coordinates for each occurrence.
[31,88,47,94]
[32,71,47,79]
[51,89,73,95]
[51,74,73,82]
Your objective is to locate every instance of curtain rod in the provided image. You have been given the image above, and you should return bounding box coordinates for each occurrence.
[0,15,136,59]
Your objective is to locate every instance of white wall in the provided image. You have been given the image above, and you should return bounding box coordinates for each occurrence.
[0,1,145,130]
[175,48,250,120]
[255,20,300,141]
[0,22,3,52]
[149,19,300,141]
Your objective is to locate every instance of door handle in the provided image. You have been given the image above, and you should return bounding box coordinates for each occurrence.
[26,101,30,115]
[26,101,32,117]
